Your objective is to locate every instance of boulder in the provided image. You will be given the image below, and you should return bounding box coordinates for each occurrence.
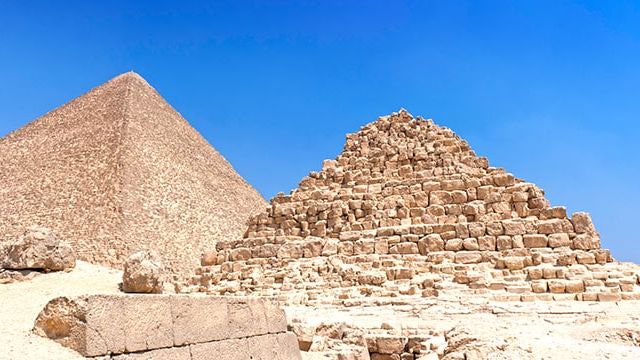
[122,250,165,293]
[2,226,75,272]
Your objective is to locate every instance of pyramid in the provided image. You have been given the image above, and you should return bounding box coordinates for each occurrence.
[0,72,267,274]
[192,109,640,303]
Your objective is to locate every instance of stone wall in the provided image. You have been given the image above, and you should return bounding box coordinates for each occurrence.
[33,294,301,359]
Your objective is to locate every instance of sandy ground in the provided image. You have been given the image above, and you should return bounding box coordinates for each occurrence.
[0,261,122,360]
[2,263,640,359]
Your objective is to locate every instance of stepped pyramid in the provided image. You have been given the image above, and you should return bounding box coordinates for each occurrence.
[192,109,640,303]
[0,72,267,274]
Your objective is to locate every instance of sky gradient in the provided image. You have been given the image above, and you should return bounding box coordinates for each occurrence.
[1,1,639,261]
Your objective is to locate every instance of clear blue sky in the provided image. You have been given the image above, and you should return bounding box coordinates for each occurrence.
[1,1,639,262]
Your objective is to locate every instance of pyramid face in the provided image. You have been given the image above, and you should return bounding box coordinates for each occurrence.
[195,109,640,303]
[0,72,267,274]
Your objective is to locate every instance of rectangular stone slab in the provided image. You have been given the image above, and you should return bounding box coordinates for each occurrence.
[33,294,291,357]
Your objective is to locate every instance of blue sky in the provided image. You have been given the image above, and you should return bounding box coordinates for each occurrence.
[1,1,639,261]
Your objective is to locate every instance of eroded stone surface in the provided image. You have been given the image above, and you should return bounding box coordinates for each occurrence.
[2,226,75,272]
[33,294,298,358]
[122,250,165,293]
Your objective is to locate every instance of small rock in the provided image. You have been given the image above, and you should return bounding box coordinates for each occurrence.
[122,250,165,293]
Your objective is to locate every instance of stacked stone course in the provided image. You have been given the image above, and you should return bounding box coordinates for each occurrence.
[188,109,640,304]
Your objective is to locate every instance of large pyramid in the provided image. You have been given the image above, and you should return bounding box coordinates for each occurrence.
[192,109,640,303]
[0,72,267,274]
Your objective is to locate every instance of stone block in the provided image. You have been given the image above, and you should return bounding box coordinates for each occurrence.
[548,233,571,248]
[572,212,596,234]
[461,238,478,251]
[478,236,496,251]
[548,280,566,293]
[496,236,512,250]
[454,251,482,264]
[389,242,419,255]
[503,257,525,270]
[572,234,600,250]
[445,239,463,251]
[523,234,548,248]
[34,295,290,357]
[374,335,407,354]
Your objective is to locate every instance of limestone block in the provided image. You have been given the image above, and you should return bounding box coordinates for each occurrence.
[576,252,596,265]
[468,223,486,238]
[122,250,165,294]
[445,238,463,251]
[389,243,419,255]
[230,248,252,261]
[572,234,600,250]
[338,241,354,255]
[253,244,279,258]
[34,295,290,357]
[423,234,444,253]
[462,238,479,251]
[277,243,303,259]
[572,212,597,234]
[374,238,389,254]
[303,238,324,257]
[537,219,565,234]
[496,236,512,250]
[523,234,548,248]
[429,191,452,205]
[322,239,339,256]
[548,280,566,293]
[486,222,504,236]
[478,235,496,251]
[512,235,525,248]
[565,280,585,293]
[33,296,127,356]
[3,226,75,272]
[454,251,482,264]
[503,257,525,270]
[531,280,548,293]
[353,239,375,255]
[358,270,387,286]
[374,335,407,354]
[200,251,218,266]
[548,233,571,248]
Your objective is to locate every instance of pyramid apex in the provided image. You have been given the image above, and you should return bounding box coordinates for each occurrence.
[115,71,145,81]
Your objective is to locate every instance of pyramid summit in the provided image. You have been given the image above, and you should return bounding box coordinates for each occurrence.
[0,72,267,274]
[193,109,640,304]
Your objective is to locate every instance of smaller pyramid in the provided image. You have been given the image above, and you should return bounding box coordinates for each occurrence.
[192,110,640,304]
[0,72,267,274]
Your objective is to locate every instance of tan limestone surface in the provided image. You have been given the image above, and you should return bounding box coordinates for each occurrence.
[33,294,298,359]
[0,72,267,275]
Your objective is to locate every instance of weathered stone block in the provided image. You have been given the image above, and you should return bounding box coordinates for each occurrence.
[33,295,290,357]
[523,234,548,248]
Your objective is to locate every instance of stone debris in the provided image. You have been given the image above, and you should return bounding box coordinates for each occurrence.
[0,72,267,276]
[187,109,640,306]
[122,250,165,293]
[33,294,301,359]
[1,226,75,273]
